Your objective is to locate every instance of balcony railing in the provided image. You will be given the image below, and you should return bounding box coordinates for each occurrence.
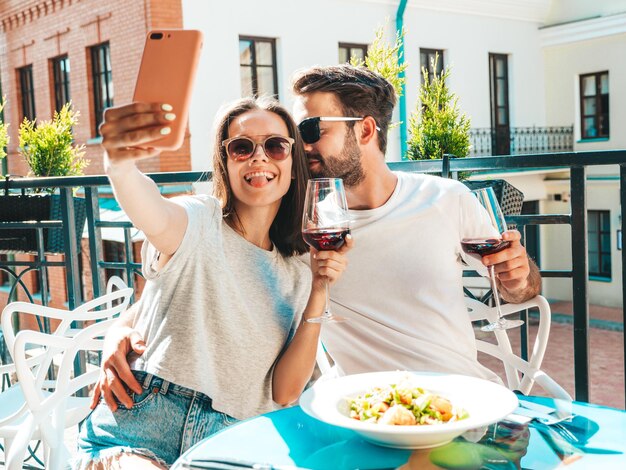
[469,126,574,156]
[1,149,625,407]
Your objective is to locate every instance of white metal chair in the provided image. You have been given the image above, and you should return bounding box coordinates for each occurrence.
[0,276,133,470]
[315,295,571,400]
[466,294,572,400]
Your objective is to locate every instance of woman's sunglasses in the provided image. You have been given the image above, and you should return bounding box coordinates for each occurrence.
[297,117,365,144]
[222,135,295,161]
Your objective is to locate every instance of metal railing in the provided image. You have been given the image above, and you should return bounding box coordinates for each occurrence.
[1,149,626,407]
[469,126,574,156]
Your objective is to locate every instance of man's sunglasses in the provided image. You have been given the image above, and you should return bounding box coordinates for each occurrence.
[298,116,381,144]
[222,135,295,161]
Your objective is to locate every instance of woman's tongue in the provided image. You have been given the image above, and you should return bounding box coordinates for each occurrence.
[248,175,270,187]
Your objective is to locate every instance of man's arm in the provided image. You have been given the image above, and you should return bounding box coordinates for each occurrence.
[482,230,542,304]
[89,302,146,411]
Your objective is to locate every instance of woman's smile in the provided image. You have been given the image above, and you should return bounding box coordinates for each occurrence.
[243,170,277,188]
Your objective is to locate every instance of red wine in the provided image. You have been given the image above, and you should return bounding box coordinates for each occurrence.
[461,238,510,256]
[303,228,350,251]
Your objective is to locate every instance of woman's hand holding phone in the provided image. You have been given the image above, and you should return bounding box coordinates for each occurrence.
[101,102,176,171]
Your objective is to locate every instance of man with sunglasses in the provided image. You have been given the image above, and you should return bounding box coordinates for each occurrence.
[291,64,541,381]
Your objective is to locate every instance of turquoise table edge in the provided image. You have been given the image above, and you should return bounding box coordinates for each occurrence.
[174,398,626,470]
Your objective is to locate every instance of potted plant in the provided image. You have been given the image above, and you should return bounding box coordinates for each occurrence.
[406,56,523,216]
[0,102,89,254]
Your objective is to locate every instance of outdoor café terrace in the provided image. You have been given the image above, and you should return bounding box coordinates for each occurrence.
[1,149,625,468]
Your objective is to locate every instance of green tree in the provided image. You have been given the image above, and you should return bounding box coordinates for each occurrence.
[407,55,471,166]
[350,23,408,99]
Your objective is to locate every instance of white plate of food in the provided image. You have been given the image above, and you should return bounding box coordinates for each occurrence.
[299,371,517,449]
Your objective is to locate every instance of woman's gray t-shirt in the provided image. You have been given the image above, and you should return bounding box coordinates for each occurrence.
[130,195,311,420]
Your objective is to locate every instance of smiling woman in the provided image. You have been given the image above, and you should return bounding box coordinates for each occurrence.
[73,96,353,469]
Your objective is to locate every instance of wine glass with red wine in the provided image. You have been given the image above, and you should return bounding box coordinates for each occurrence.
[302,178,350,323]
[461,187,524,331]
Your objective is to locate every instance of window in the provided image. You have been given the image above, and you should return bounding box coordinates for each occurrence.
[239,37,278,98]
[420,48,444,83]
[580,71,609,139]
[588,210,611,279]
[103,240,125,284]
[18,65,36,121]
[339,43,368,64]
[51,55,71,112]
[90,42,113,136]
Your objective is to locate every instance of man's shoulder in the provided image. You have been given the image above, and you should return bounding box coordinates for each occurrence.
[394,171,469,195]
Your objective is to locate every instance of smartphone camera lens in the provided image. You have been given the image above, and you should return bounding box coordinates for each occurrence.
[150,32,163,40]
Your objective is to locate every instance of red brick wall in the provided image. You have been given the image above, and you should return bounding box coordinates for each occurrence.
[0,0,184,313]
[0,0,189,176]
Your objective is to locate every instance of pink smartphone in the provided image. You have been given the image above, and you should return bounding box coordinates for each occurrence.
[133,29,203,151]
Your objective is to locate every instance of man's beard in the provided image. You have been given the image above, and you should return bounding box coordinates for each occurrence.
[308,129,365,187]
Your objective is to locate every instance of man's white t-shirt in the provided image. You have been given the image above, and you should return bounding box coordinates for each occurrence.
[321,172,501,382]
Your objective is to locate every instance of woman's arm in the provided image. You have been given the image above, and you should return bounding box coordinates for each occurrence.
[89,303,147,411]
[101,102,187,256]
[272,236,353,406]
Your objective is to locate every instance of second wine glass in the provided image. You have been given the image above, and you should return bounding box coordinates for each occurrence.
[302,178,351,323]
[461,187,524,331]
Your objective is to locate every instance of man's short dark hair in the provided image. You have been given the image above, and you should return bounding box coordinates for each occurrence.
[292,65,397,154]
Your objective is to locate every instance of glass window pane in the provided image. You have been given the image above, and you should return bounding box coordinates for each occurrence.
[496,58,505,78]
[106,79,114,106]
[589,254,599,273]
[256,67,275,96]
[599,113,609,136]
[350,47,365,61]
[583,97,596,116]
[600,73,609,94]
[601,213,610,230]
[255,41,273,66]
[588,231,598,248]
[582,75,596,96]
[339,47,348,63]
[240,66,253,97]
[583,117,596,137]
[497,107,507,125]
[588,211,598,226]
[497,79,506,106]
[239,40,252,65]
[601,232,611,249]
[601,254,611,274]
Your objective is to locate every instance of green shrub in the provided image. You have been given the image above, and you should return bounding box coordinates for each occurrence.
[407,55,471,168]
[19,102,87,178]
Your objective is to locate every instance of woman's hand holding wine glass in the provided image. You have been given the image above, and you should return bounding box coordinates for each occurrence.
[302,178,351,323]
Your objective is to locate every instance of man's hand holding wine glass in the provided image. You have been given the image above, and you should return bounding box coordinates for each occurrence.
[482,229,541,304]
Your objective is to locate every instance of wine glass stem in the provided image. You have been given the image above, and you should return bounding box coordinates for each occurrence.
[489,265,504,321]
[323,278,331,319]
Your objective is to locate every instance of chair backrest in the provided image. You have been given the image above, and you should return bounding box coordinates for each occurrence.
[0,276,133,469]
[467,294,571,400]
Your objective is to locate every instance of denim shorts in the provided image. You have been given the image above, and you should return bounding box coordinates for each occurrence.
[74,370,238,468]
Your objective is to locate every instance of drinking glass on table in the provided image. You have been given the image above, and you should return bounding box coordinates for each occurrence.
[302,178,350,323]
[461,187,524,331]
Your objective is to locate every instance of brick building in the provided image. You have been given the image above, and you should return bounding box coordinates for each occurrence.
[0,0,187,309]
